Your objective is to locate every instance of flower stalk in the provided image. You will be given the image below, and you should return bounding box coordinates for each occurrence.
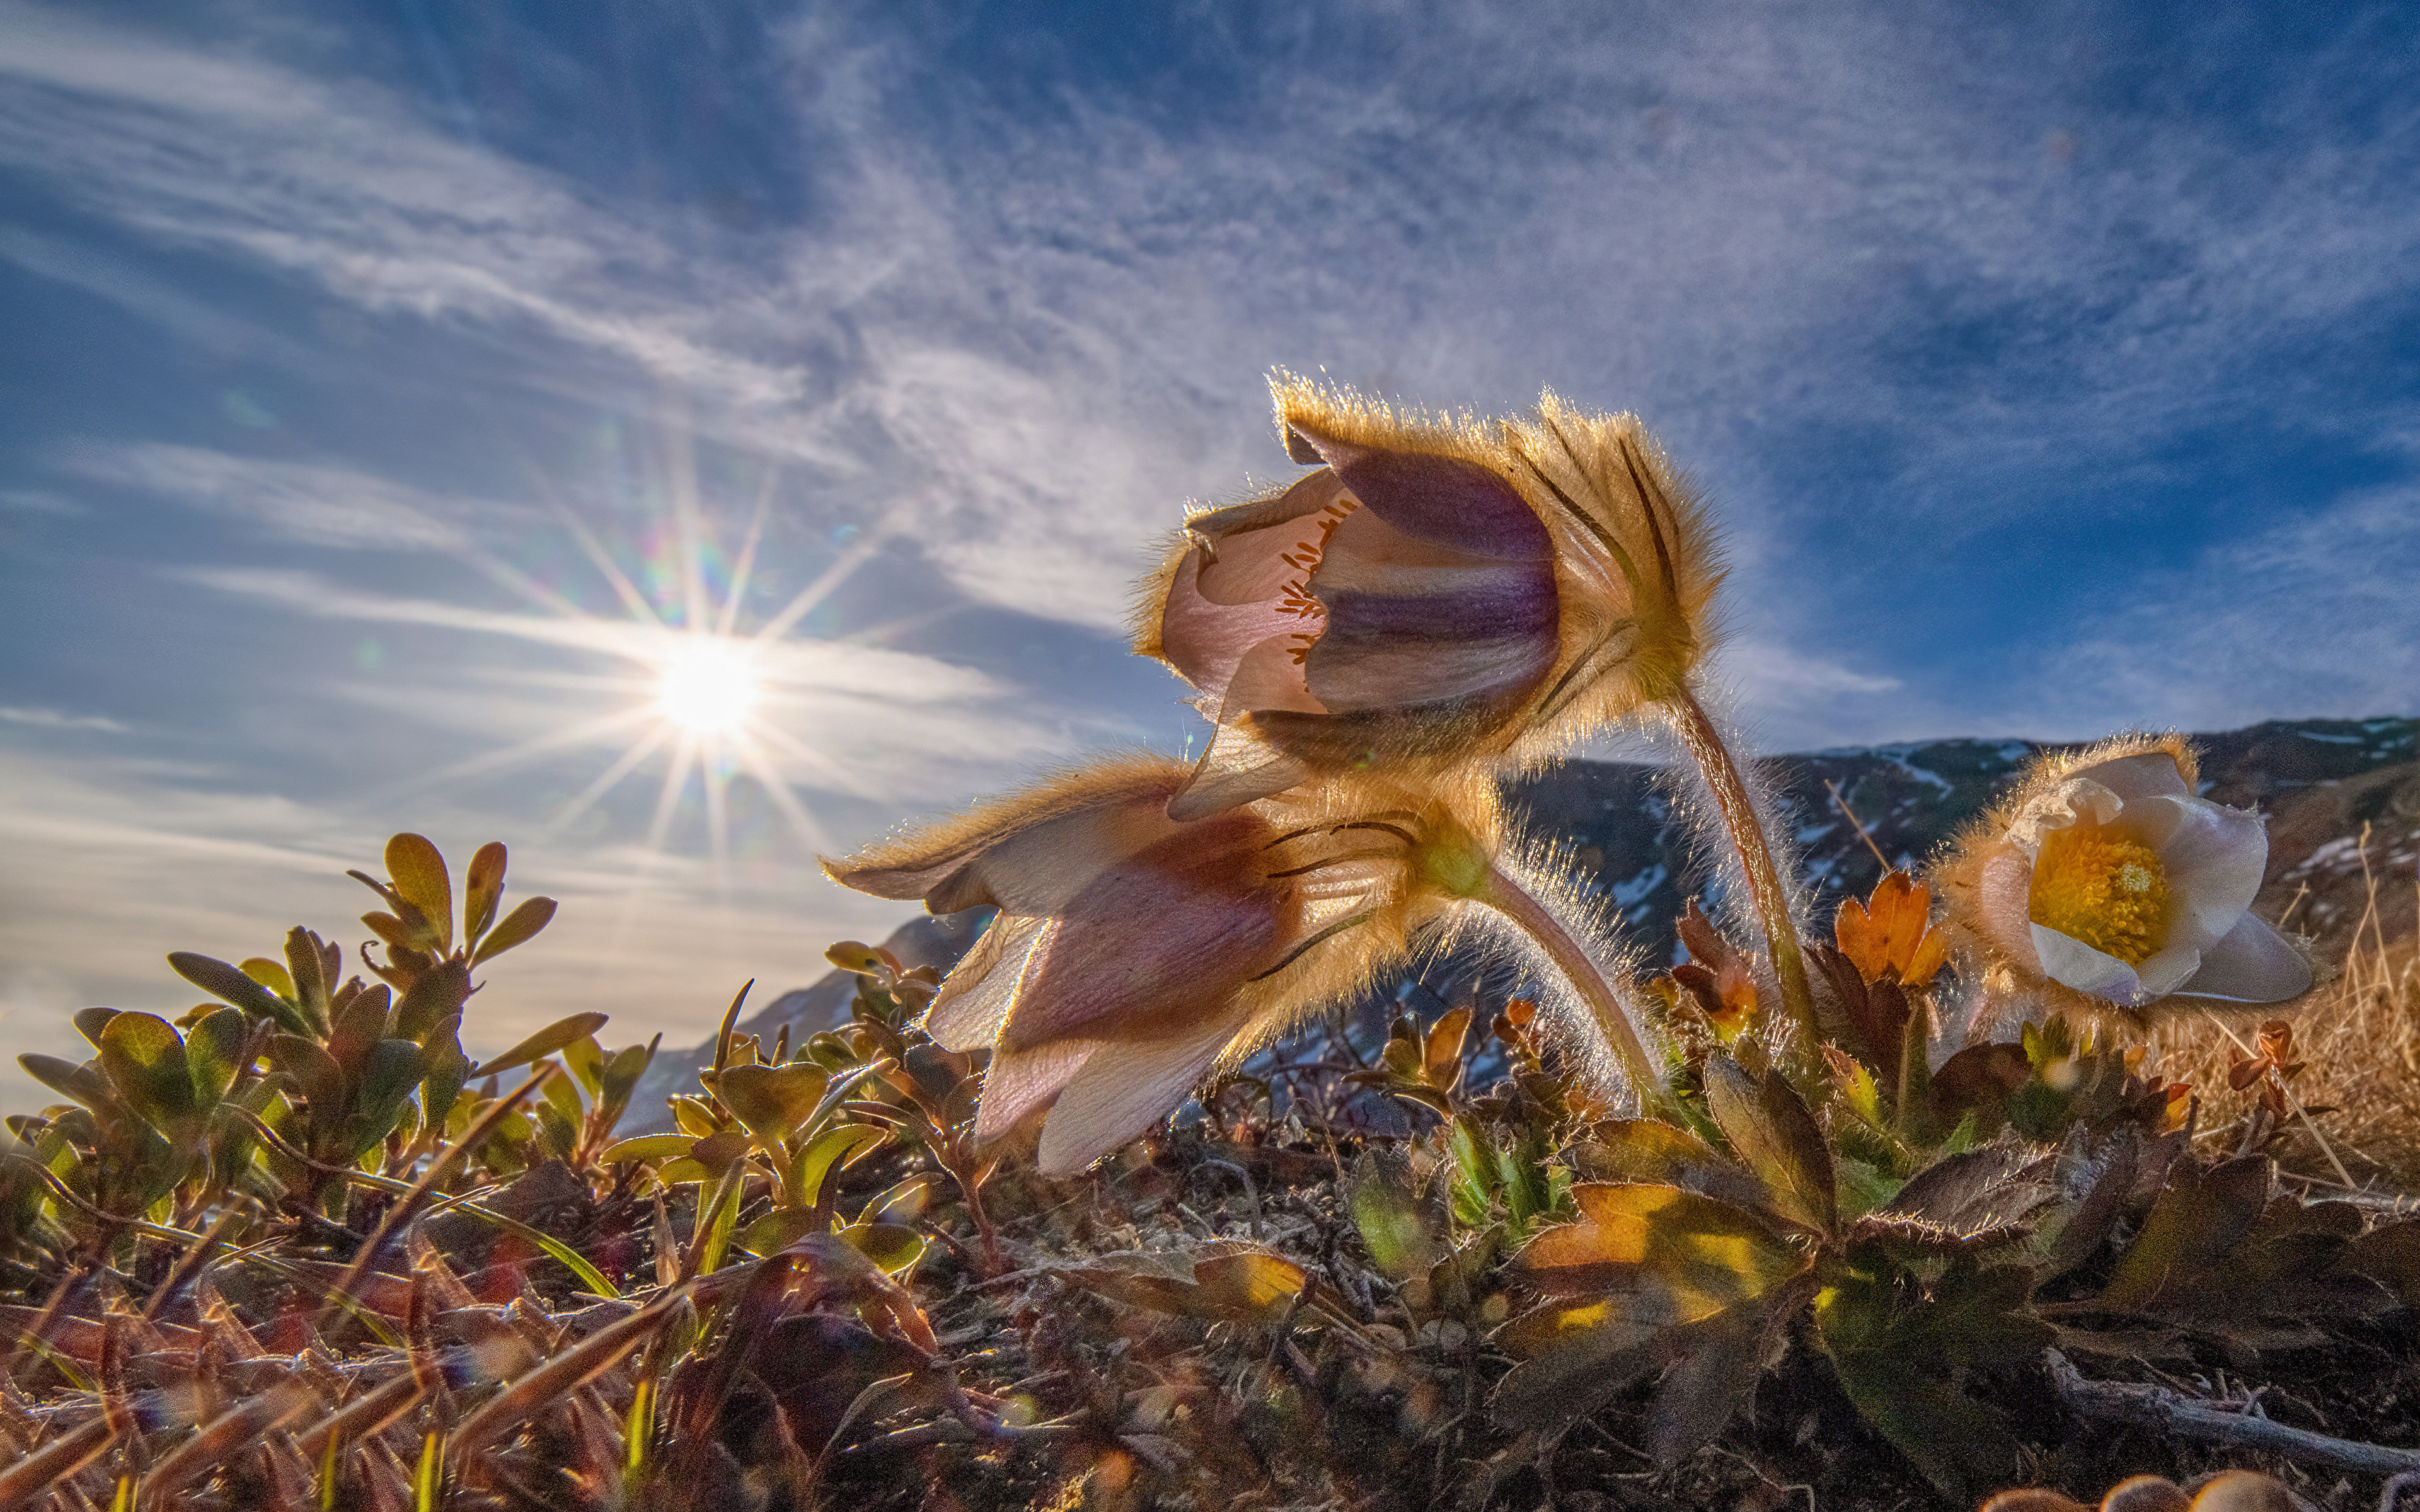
[1465,859,1678,1120]
[1667,684,1819,1054]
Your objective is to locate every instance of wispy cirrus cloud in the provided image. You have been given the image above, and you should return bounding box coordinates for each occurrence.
[2014,476,2420,739]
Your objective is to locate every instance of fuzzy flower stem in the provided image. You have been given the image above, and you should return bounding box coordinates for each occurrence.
[1469,859,1678,1121]
[1667,684,1821,1055]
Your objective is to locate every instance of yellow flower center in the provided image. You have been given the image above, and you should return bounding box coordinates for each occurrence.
[2028,824,2169,966]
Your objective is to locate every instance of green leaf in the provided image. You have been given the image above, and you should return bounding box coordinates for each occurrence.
[599,1134,698,1164]
[391,958,473,1046]
[836,1221,927,1276]
[284,927,335,1030]
[1446,1114,1497,1228]
[596,1039,655,1130]
[96,1012,198,1133]
[471,1011,609,1079]
[168,952,315,1037]
[715,1062,833,1147]
[267,1034,348,1124]
[1894,992,1935,1141]
[788,1122,887,1211]
[2094,1155,2272,1314]
[688,1128,754,1176]
[858,1173,938,1226]
[19,1053,127,1119]
[73,1007,120,1050]
[534,1099,579,1162]
[346,1039,426,1158]
[1703,1054,1836,1235]
[417,1016,471,1138]
[1349,1149,1440,1283]
[463,841,508,951]
[240,957,297,999]
[471,896,557,965]
[184,1009,251,1109]
[560,1034,604,1097]
[541,1062,586,1123]
[738,1206,827,1256]
[384,834,454,956]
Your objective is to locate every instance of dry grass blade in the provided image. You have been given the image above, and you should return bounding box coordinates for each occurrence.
[446,1283,692,1458]
[2150,827,2420,1189]
[0,1415,118,1509]
[136,1382,318,1500]
[314,1068,550,1332]
[291,1370,429,1462]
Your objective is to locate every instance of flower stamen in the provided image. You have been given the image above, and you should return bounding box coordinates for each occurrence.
[1273,498,1357,661]
[2029,824,2170,966]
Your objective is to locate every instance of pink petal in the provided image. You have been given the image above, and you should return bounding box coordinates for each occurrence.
[1034,1011,1245,1174]
[2137,796,2267,945]
[1165,716,1310,821]
[2070,752,2190,804]
[975,1036,1095,1141]
[1976,842,2041,973]
[2031,924,2150,1004]
[922,915,1046,1050]
[1000,816,1285,1045]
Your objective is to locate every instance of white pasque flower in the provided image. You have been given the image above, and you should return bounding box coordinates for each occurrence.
[1942,740,2312,1012]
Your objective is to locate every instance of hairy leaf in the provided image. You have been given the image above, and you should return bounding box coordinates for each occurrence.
[1703,1054,1836,1235]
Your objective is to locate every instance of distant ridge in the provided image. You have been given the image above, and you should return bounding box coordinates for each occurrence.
[625,716,2417,1128]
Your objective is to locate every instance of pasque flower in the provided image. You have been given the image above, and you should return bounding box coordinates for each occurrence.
[1135,374,1722,821]
[1137,375,1827,1057]
[827,758,1434,1172]
[1935,735,2313,1017]
[826,757,1670,1172]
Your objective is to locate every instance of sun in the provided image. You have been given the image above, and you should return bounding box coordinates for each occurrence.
[655,636,761,736]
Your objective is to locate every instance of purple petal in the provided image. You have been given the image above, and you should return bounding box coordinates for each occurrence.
[1035,1011,1246,1174]
[1288,428,1552,561]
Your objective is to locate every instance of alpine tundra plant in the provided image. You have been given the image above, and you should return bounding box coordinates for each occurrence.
[4,375,2410,1512]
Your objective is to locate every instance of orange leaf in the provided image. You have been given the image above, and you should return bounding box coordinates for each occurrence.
[1835,870,1947,987]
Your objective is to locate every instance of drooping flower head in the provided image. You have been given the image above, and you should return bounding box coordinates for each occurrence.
[1135,375,1724,819]
[825,756,1507,1172]
[1933,733,2313,1021]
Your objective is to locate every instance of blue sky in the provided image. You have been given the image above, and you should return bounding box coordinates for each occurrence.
[4,0,2416,1104]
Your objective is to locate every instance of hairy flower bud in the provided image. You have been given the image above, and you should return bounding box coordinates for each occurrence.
[1136,375,1723,819]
